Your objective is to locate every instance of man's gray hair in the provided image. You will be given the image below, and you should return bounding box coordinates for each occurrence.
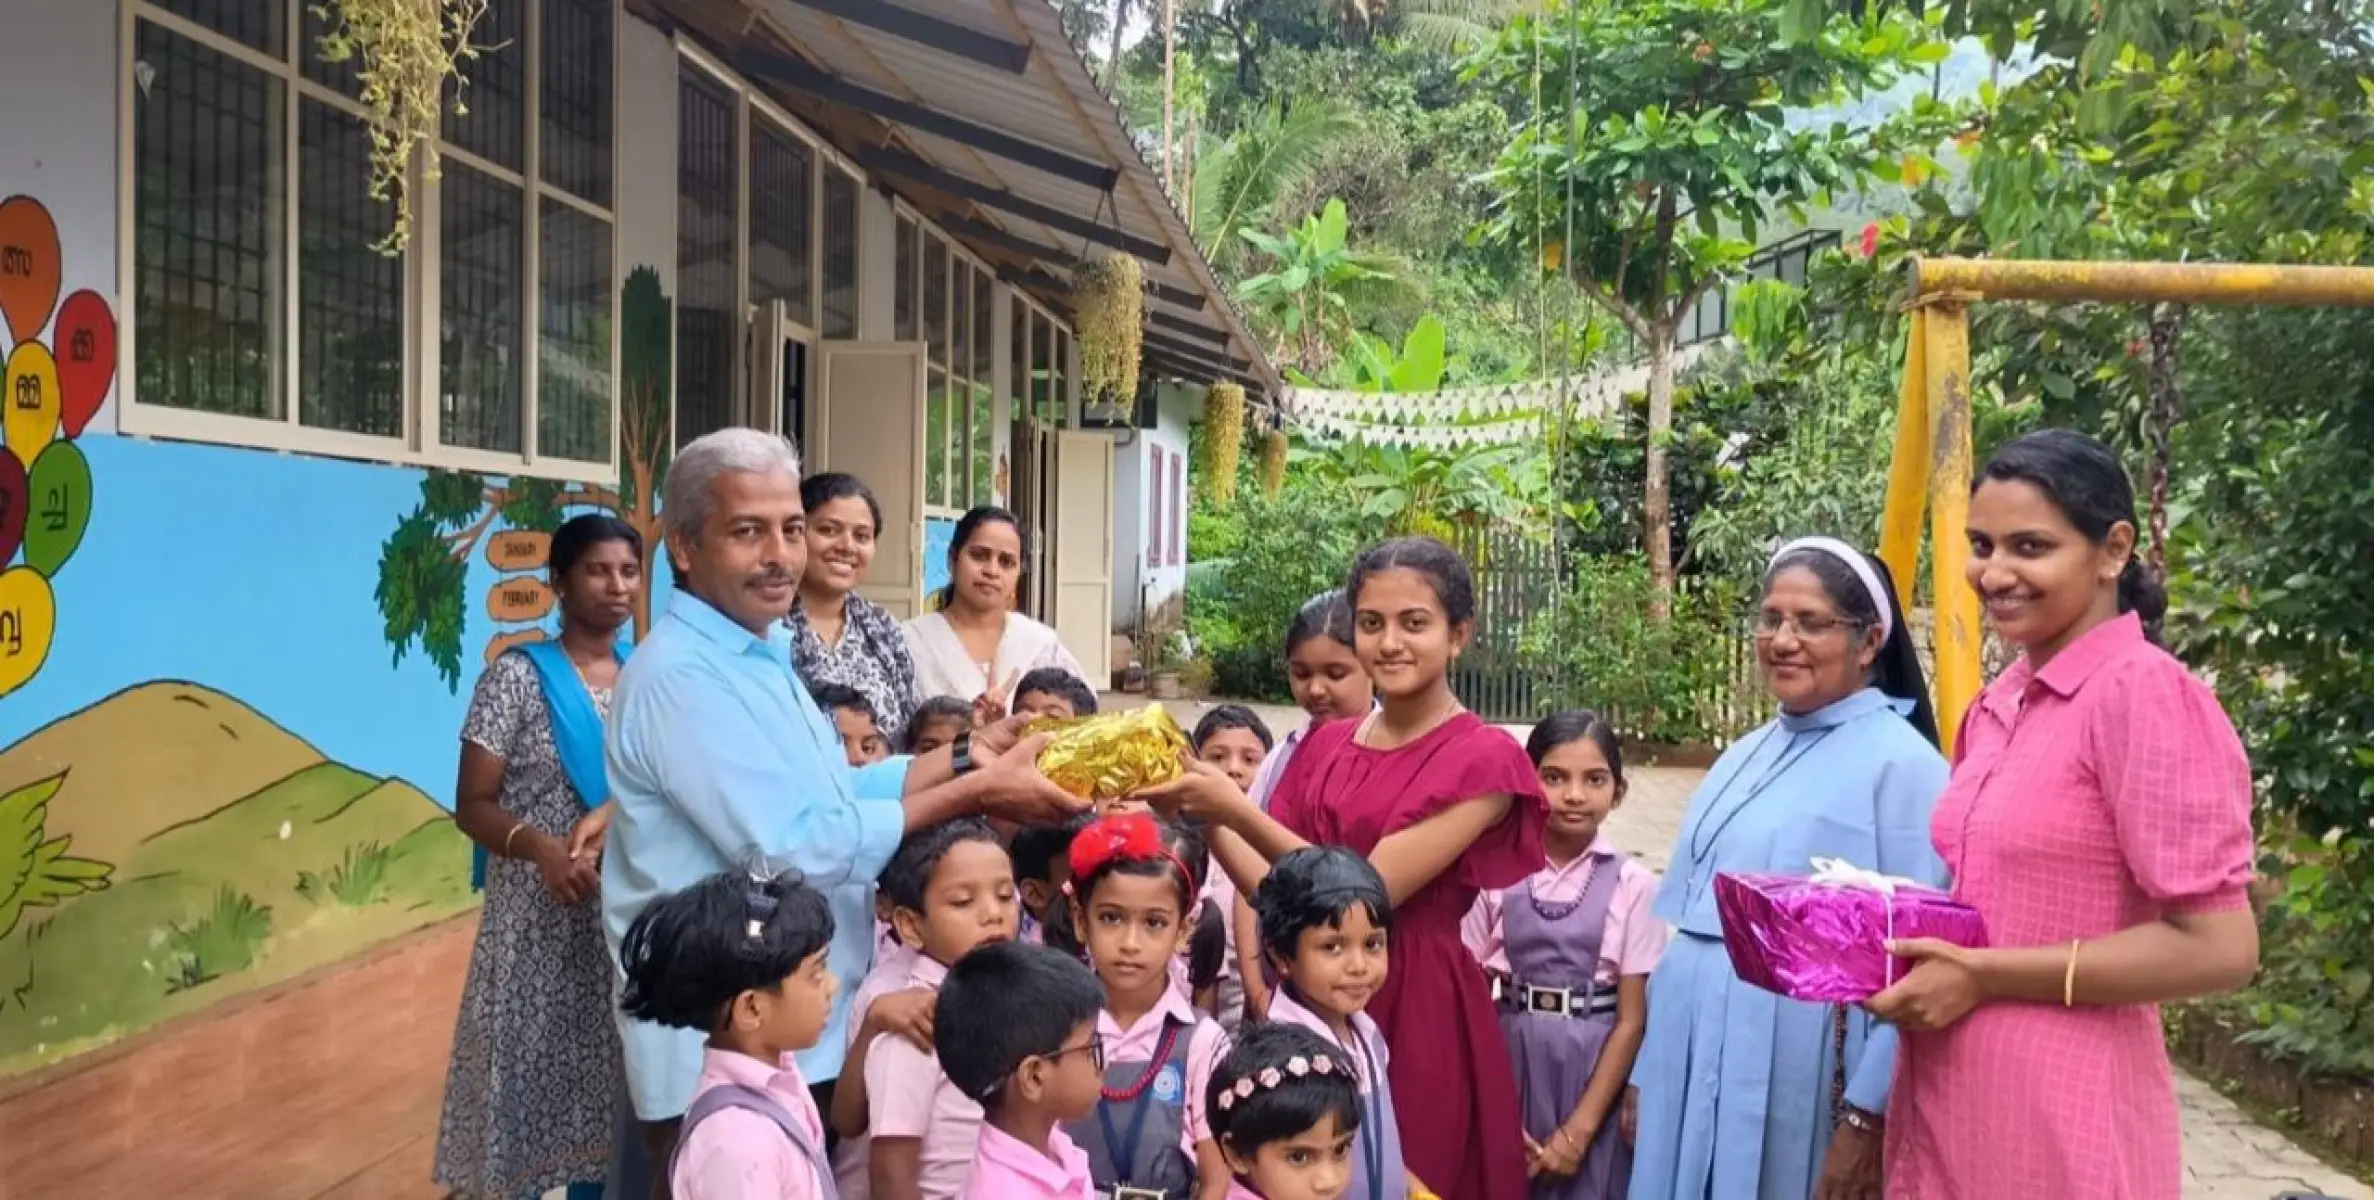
[662,427,803,543]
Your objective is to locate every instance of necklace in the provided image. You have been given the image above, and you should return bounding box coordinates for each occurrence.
[1526,855,1601,922]
[1356,697,1462,750]
[1100,1021,1182,1102]
[1684,726,1834,865]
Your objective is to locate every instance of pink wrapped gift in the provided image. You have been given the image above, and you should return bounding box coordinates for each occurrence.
[1715,858,1989,1005]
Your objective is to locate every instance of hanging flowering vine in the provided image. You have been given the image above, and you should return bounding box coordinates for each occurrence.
[1259,428,1288,497]
[1203,381,1245,505]
[1073,253,1143,407]
[312,0,494,254]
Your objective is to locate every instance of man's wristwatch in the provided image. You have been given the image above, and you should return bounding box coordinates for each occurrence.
[1836,1105,1883,1135]
[950,730,978,777]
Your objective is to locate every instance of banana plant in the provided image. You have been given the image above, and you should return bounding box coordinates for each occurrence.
[1234,198,1415,377]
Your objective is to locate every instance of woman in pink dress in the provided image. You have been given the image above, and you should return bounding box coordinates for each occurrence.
[1869,429,2260,1199]
[1142,536,1549,1200]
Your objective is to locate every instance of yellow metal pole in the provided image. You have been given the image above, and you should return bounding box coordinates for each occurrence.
[1911,257,2374,307]
[1877,310,1929,619]
[1922,303,1980,753]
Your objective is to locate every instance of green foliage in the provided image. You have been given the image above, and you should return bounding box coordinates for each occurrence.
[1186,482,1366,700]
[375,506,471,689]
[1329,313,1452,392]
[1472,0,1935,337]
[1309,439,1539,541]
[1680,250,2039,587]
[1236,199,1421,376]
[297,841,393,907]
[376,466,575,691]
[1193,100,1362,272]
[1557,374,1775,564]
[1519,557,1754,745]
[165,886,272,993]
[501,478,567,531]
[2163,306,2374,1076]
[2241,827,2374,1076]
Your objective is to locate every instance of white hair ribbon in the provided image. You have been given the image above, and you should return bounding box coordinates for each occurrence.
[1770,537,1894,643]
[1807,856,1919,987]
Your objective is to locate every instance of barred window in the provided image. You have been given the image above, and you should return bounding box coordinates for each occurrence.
[126,0,617,477]
[674,70,738,448]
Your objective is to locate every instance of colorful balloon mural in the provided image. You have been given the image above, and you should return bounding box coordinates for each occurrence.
[0,195,104,699]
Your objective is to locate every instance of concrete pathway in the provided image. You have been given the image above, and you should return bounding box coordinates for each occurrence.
[1136,696,2371,1200]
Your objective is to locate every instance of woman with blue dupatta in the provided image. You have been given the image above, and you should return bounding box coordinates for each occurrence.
[435,514,643,1200]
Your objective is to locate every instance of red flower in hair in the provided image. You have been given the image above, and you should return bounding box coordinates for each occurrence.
[1069,811,1166,881]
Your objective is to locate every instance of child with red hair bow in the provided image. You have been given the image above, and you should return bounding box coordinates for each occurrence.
[1061,812,1235,1200]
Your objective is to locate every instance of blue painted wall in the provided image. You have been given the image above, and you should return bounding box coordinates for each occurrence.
[924,516,955,602]
[3,437,480,797]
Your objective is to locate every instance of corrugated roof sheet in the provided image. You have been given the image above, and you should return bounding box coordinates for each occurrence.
[726,0,1277,394]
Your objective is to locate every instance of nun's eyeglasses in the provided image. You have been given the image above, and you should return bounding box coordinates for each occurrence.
[1751,612,1860,640]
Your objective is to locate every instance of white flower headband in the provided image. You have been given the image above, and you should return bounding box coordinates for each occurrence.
[1216,1053,1343,1111]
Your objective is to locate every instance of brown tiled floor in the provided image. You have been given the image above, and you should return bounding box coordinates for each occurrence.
[0,915,473,1200]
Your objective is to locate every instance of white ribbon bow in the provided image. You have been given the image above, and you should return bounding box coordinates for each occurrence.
[1807,856,1917,987]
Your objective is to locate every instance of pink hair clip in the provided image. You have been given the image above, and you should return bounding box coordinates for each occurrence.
[1311,1054,1336,1075]
[1286,1055,1311,1077]
[1256,1067,1283,1089]
[1218,1076,1258,1111]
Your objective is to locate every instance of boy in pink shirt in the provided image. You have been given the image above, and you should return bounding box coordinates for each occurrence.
[618,869,839,1200]
[833,819,1019,1200]
[937,941,1107,1199]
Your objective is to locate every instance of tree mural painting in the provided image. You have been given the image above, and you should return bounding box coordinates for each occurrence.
[0,194,107,701]
[376,267,671,689]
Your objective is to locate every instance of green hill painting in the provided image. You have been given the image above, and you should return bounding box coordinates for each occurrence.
[0,681,476,1076]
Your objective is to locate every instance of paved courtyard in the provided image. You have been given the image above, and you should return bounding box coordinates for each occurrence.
[1142,697,2372,1200]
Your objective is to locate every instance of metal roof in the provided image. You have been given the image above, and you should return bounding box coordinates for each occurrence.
[640,0,1278,397]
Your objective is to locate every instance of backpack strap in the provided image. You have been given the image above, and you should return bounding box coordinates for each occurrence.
[671,1083,839,1199]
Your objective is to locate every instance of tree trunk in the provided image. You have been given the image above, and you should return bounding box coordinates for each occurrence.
[1161,0,1175,195]
[1105,0,1132,87]
[2143,304,2188,584]
[1643,327,1678,619]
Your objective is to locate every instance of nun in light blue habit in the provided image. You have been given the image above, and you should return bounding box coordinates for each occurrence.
[1627,539,1949,1200]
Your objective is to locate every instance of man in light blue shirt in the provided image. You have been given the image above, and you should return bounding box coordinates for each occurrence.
[601,427,1084,1176]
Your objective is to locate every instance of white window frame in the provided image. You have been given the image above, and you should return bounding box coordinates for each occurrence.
[115,0,622,484]
[1009,289,1076,431]
[893,199,1004,520]
[673,39,864,447]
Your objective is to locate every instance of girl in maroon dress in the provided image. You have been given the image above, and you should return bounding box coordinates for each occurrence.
[1141,537,1549,1200]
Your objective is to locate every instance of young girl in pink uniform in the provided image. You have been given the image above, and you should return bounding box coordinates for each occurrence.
[1061,812,1234,1199]
[1249,846,1418,1200]
[1870,430,2259,1199]
[1221,589,1376,1024]
[617,870,839,1200]
[833,819,1020,1200]
[1463,712,1663,1198]
[1205,1022,1367,1200]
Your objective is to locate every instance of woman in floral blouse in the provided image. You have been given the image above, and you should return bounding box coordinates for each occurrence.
[789,472,922,744]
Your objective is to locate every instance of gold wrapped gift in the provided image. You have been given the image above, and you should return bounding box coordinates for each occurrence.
[1027,703,1190,801]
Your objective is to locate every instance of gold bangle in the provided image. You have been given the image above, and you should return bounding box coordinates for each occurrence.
[503,822,529,857]
[2062,938,2082,1007]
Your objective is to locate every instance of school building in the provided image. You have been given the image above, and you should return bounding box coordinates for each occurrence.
[0,0,1271,1191]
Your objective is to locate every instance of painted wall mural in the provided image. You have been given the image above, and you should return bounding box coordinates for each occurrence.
[376,266,674,686]
[0,436,493,1076]
[0,229,684,1082]
[377,266,678,689]
[1,195,104,702]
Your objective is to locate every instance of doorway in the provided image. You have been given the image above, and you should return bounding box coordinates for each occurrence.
[748,299,813,450]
